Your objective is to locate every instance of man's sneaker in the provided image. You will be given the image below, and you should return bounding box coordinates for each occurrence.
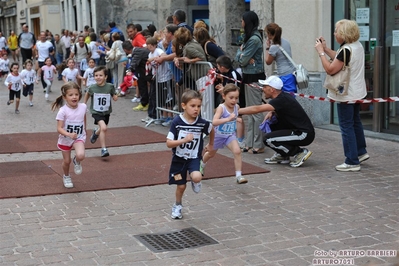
[358,153,370,163]
[133,103,145,111]
[90,128,99,144]
[101,148,110,157]
[191,180,202,193]
[141,117,154,123]
[335,163,361,172]
[131,97,141,103]
[290,148,312,168]
[63,175,74,188]
[264,153,290,164]
[199,161,205,176]
[162,117,173,127]
[142,104,149,111]
[171,204,182,219]
[236,176,248,184]
[73,156,82,175]
[6,100,10,105]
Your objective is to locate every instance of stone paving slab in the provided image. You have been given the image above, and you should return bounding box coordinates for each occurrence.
[1,79,399,265]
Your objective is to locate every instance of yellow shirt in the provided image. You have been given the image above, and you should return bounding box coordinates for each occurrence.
[8,35,18,50]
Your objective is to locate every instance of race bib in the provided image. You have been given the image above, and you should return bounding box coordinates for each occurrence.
[175,130,202,159]
[217,121,236,135]
[93,93,111,112]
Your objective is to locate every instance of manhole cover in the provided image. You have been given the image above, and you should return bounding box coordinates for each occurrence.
[135,227,218,252]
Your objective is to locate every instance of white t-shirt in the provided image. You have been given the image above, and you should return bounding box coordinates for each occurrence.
[83,67,95,87]
[61,35,71,49]
[89,41,100,59]
[148,47,172,83]
[4,73,23,91]
[20,69,37,85]
[36,41,54,62]
[0,58,10,72]
[0,36,7,49]
[62,68,79,82]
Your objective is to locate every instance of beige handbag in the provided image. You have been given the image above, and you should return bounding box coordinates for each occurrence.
[323,45,351,96]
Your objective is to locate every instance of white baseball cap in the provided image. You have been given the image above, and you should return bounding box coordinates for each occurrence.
[258,75,283,90]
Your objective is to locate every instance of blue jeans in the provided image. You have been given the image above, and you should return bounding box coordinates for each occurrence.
[56,53,63,79]
[337,103,367,165]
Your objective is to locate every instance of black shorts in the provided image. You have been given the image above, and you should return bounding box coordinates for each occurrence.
[92,113,110,125]
[9,90,21,101]
[22,84,34,96]
[168,156,201,185]
[2,71,9,77]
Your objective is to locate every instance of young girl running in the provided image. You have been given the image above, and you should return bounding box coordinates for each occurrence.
[51,82,87,189]
[62,58,83,84]
[37,57,57,101]
[200,84,247,184]
[82,58,96,92]
[5,62,24,114]
[20,59,38,107]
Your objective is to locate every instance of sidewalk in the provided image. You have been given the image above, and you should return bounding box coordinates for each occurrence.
[0,79,398,266]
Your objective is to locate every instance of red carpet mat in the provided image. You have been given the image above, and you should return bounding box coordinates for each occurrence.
[0,126,166,154]
[0,151,269,199]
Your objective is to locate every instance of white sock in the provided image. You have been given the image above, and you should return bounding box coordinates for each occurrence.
[236,171,242,177]
[201,161,206,167]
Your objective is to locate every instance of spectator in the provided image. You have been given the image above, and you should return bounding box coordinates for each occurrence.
[173,9,194,34]
[126,23,146,48]
[61,29,71,58]
[315,19,369,172]
[54,34,66,80]
[235,11,265,154]
[265,23,297,93]
[109,21,125,42]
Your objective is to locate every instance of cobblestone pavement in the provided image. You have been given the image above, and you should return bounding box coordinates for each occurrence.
[1,79,399,266]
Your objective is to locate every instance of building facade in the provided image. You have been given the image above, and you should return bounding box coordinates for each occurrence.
[0,0,397,136]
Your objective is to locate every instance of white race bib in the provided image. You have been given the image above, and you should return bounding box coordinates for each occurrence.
[93,93,111,112]
[175,130,202,159]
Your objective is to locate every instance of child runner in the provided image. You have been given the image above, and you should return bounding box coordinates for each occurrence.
[62,58,83,84]
[51,82,86,188]
[82,58,96,92]
[0,53,10,81]
[20,59,38,107]
[166,90,215,219]
[84,66,118,157]
[5,62,23,114]
[200,84,247,184]
[37,57,57,101]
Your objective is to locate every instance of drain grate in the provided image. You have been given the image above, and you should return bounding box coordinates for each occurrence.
[135,227,218,252]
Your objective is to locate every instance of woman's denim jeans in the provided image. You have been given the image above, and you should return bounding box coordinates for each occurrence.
[337,102,367,165]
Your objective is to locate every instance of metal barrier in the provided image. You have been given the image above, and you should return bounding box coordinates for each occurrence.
[146,61,214,127]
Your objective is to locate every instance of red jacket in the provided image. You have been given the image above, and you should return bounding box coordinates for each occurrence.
[132,33,146,48]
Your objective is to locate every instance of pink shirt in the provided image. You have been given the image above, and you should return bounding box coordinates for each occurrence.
[41,65,56,81]
[56,103,87,147]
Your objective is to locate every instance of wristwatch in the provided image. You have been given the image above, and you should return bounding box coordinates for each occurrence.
[319,52,325,57]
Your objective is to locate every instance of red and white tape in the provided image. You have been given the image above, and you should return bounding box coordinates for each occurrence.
[200,69,399,104]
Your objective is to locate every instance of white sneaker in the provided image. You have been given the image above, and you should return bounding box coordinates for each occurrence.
[45,94,49,101]
[29,102,33,107]
[358,153,370,163]
[335,163,361,172]
[191,180,202,193]
[73,156,82,175]
[63,175,74,188]
[171,204,182,219]
[131,97,141,103]
[141,116,153,123]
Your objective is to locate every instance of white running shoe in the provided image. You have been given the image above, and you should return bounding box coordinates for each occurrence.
[45,94,49,101]
[63,175,74,188]
[171,204,183,219]
[131,97,141,103]
[191,180,202,193]
[73,156,82,175]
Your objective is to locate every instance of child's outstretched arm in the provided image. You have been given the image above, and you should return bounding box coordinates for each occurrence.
[166,133,194,149]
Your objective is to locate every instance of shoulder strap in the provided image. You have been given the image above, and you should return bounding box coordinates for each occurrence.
[204,41,211,55]
[278,45,297,68]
